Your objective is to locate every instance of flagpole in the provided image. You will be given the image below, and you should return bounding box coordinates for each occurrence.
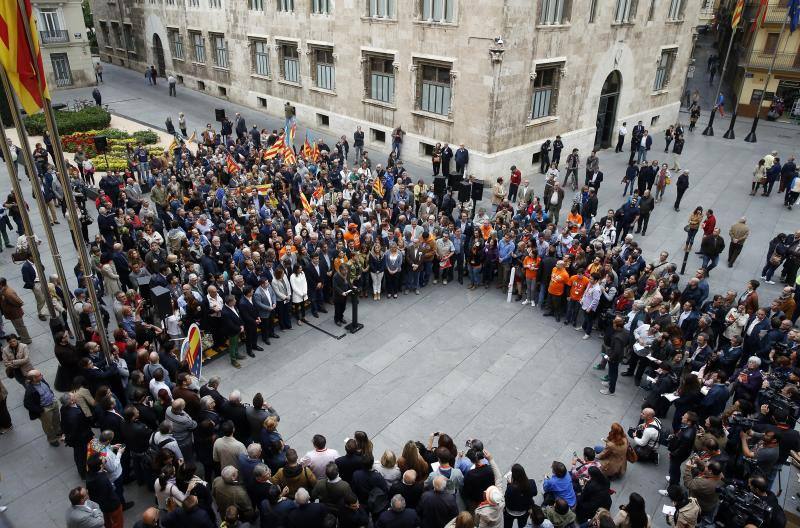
[0,115,56,318]
[14,0,112,360]
[744,12,790,142]
[703,25,739,136]
[0,67,71,328]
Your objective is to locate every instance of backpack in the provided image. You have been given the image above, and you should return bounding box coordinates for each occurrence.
[367,486,389,516]
[144,433,173,467]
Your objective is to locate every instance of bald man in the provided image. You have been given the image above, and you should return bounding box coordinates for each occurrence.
[132,507,160,528]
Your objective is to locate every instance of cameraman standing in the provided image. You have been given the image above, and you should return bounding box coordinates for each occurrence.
[740,429,780,488]
[749,476,786,528]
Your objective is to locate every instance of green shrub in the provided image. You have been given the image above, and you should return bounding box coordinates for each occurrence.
[102,128,131,140]
[23,106,111,135]
[131,130,159,145]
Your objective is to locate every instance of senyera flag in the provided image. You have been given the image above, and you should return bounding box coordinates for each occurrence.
[731,0,744,29]
[0,0,50,114]
[180,323,203,378]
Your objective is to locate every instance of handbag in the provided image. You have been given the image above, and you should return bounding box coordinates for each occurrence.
[683,225,690,233]
[769,252,782,266]
[626,443,638,463]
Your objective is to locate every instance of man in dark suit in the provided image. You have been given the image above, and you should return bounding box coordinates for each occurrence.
[287,488,326,528]
[221,295,245,368]
[376,494,419,528]
[333,263,352,326]
[586,170,604,194]
[677,301,701,342]
[200,377,227,410]
[743,309,771,358]
[441,143,453,177]
[112,243,133,291]
[304,253,328,318]
[253,277,278,345]
[238,286,262,358]
[61,392,94,477]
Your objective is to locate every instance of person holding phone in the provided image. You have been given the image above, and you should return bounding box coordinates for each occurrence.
[333,263,352,326]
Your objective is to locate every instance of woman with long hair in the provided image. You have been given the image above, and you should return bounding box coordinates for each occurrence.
[354,430,373,458]
[504,463,537,528]
[596,422,628,479]
[575,466,611,524]
[397,440,429,483]
[154,464,186,511]
[289,264,308,324]
[684,206,703,251]
[615,492,651,528]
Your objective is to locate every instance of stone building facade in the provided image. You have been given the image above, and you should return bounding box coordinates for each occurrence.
[90,0,701,179]
[33,0,95,89]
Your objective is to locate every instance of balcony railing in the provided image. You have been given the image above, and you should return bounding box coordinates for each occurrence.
[698,5,715,20]
[39,30,69,44]
[744,1,790,24]
[740,49,800,72]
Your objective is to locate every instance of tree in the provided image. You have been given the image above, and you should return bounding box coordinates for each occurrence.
[82,0,97,51]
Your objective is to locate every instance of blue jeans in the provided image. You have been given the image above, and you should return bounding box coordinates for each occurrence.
[421,261,433,287]
[468,266,482,286]
[392,140,402,158]
[406,269,420,290]
[565,299,580,325]
[537,283,548,308]
[581,309,596,335]
[637,146,647,163]
[701,254,719,273]
[762,263,778,281]
[137,160,150,181]
[622,179,636,196]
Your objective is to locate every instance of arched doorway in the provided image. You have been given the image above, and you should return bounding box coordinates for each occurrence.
[594,71,621,149]
[152,34,165,77]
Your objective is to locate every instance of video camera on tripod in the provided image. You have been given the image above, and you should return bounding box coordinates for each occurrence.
[759,386,800,421]
[715,484,772,528]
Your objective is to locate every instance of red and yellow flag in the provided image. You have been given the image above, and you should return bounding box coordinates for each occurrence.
[263,134,285,160]
[299,192,313,214]
[731,0,744,29]
[0,0,50,114]
[283,143,296,165]
[372,177,384,197]
[312,185,323,200]
[750,0,768,33]
[311,141,320,163]
[303,136,313,160]
[225,153,239,173]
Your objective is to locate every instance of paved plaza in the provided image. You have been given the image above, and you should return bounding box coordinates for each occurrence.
[1,57,800,527]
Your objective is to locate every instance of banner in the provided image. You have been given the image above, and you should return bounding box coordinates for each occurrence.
[181,323,203,378]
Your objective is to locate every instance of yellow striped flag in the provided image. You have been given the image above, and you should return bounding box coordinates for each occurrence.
[0,0,50,114]
[166,138,178,153]
[372,177,384,197]
[283,143,296,165]
[255,184,271,196]
[731,0,744,29]
[312,185,323,200]
[311,141,320,163]
[263,134,285,160]
[188,131,197,143]
[299,192,313,214]
[303,136,313,160]
[226,153,239,173]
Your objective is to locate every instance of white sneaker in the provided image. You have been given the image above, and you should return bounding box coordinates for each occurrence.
[521,300,529,305]
[658,489,668,496]
[767,280,775,284]
[761,276,767,280]
[583,334,591,340]
[0,506,7,513]
[599,389,614,395]
[433,279,438,284]
[601,381,609,387]
[442,280,448,285]
[665,476,671,482]
[531,302,536,307]
[573,326,581,331]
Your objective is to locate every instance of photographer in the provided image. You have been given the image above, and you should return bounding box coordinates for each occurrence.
[682,458,723,526]
[570,447,601,489]
[753,405,800,468]
[739,429,780,487]
[664,485,700,528]
[627,408,662,463]
[749,476,786,528]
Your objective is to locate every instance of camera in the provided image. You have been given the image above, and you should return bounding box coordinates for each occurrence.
[759,387,800,420]
[715,484,772,528]
[728,414,759,429]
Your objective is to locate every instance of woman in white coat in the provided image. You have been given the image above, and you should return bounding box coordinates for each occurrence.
[289,263,308,325]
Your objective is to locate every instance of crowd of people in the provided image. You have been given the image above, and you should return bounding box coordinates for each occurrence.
[0,105,799,528]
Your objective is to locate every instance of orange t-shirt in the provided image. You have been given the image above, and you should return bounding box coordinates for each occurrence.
[523,256,540,280]
[567,212,583,233]
[548,268,570,296]
[568,274,590,301]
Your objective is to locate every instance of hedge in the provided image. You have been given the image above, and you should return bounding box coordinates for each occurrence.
[132,130,159,145]
[23,106,111,135]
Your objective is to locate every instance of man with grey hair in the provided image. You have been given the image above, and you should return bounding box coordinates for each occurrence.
[418,476,458,528]
[200,376,226,409]
[212,466,256,522]
[238,443,263,488]
[287,487,326,527]
[166,399,196,462]
[246,463,280,507]
[377,494,418,528]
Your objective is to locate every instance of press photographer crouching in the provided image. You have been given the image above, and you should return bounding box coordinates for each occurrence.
[627,408,663,463]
